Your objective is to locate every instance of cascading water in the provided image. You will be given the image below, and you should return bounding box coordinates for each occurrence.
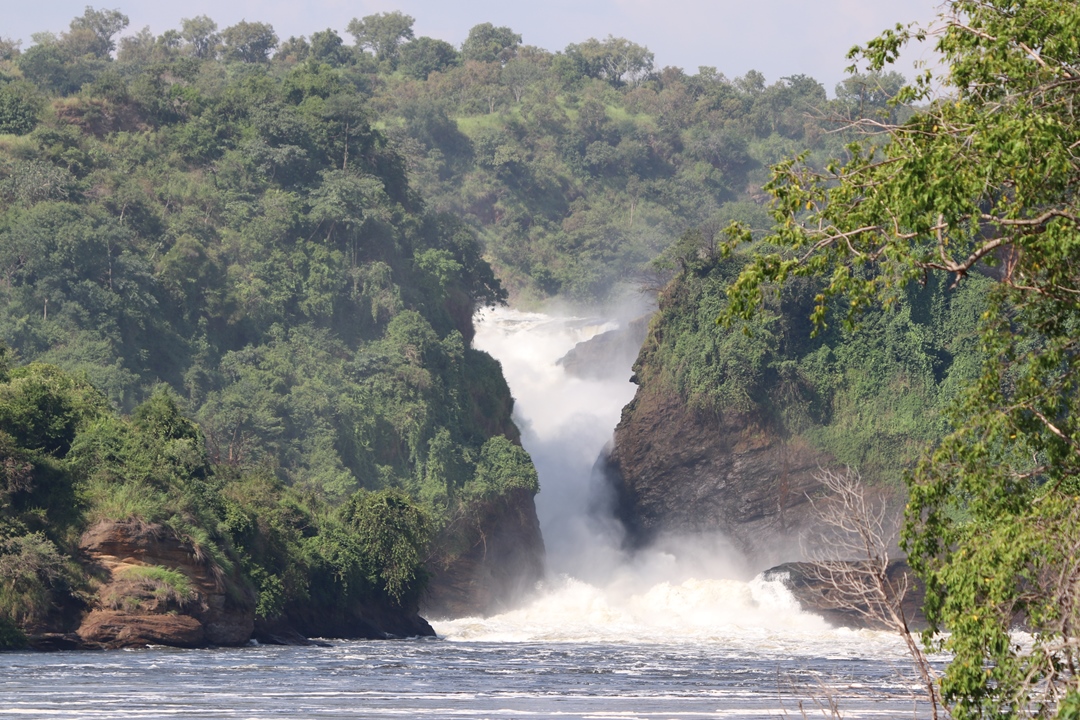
[434,307,902,659]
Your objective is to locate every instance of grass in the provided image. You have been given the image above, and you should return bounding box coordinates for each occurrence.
[102,565,196,611]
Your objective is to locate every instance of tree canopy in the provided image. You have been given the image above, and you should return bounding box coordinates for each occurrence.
[722,1,1080,715]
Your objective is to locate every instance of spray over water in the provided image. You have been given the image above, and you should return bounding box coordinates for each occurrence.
[436,306,895,656]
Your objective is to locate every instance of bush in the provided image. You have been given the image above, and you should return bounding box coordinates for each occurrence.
[466,436,539,498]
[0,82,41,135]
[0,533,72,627]
[341,489,430,605]
[0,614,27,650]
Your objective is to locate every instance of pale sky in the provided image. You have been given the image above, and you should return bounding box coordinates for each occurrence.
[1,1,944,93]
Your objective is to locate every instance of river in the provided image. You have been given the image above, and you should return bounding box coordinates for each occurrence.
[0,308,935,719]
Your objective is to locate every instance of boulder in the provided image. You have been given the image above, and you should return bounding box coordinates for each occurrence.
[77,611,205,649]
[763,559,927,630]
[77,520,255,648]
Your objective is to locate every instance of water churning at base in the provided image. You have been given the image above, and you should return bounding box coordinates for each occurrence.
[436,307,873,650]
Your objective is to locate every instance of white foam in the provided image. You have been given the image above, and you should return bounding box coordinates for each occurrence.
[467,308,908,660]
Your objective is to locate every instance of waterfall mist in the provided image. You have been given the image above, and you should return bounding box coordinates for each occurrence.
[473,307,635,584]
[440,304,842,645]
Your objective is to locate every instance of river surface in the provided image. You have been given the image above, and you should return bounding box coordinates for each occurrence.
[1,309,937,718]
[1,632,931,719]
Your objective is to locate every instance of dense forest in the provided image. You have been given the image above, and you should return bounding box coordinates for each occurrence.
[0,8,544,648]
[0,6,911,647]
[639,238,988,488]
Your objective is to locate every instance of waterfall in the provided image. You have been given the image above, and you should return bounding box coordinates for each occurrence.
[435,307,884,651]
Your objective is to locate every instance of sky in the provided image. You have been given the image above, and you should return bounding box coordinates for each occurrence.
[1,0,944,92]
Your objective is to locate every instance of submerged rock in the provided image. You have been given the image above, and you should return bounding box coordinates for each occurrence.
[763,560,927,630]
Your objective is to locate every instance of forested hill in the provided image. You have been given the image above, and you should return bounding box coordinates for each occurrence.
[2,10,908,302]
[357,20,905,300]
[0,7,902,647]
[0,8,543,648]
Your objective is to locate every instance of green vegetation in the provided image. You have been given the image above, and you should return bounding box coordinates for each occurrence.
[0,7,548,638]
[106,565,194,610]
[372,40,891,301]
[721,0,1080,715]
[178,10,906,302]
[643,245,987,487]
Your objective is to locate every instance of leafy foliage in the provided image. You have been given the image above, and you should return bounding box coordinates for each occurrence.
[0,9,546,634]
[720,1,1080,715]
[646,245,985,486]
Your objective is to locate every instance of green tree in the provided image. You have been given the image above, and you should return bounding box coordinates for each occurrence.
[467,436,538,498]
[722,1,1080,716]
[308,29,350,67]
[180,16,220,59]
[0,81,41,135]
[398,37,459,80]
[346,12,414,66]
[68,6,129,59]
[564,36,653,87]
[341,488,430,604]
[460,23,520,64]
[221,21,277,63]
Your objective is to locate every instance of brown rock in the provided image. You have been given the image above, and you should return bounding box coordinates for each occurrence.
[78,610,205,648]
[77,520,255,648]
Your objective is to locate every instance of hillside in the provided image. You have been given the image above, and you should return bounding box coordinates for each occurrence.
[0,9,543,648]
[608,243,989,566]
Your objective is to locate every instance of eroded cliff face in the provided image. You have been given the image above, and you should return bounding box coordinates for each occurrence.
[69,519,436,649]
[77,519,256,649]
[607,381,833,569]
[422,488,545,619]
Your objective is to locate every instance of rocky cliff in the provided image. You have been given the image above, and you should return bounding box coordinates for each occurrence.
[600,259,968,572]
[422,488,545,619]
[77,520,255,648]
[607,381,833,568]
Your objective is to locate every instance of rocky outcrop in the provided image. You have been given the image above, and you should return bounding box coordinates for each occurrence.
[763,560,927,630]
[558,316,651,381]
[73,519,436,647]
[271,599,434,641]
[606,380,834,568]
[78,611,206,648]
[422,488,545,619]
[76,520,256,649]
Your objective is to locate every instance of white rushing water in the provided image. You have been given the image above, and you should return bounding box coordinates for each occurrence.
[436,307,908,662]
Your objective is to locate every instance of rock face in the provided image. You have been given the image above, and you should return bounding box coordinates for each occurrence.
[270,598,434,641]
[76,520,256,649]
[763,560,927,630]
[422,488,545,619]
[607,380,833,568]
[558,316,651,381]
[73,519,437,648]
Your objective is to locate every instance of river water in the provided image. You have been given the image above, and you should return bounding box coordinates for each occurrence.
[1,309,936,718]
